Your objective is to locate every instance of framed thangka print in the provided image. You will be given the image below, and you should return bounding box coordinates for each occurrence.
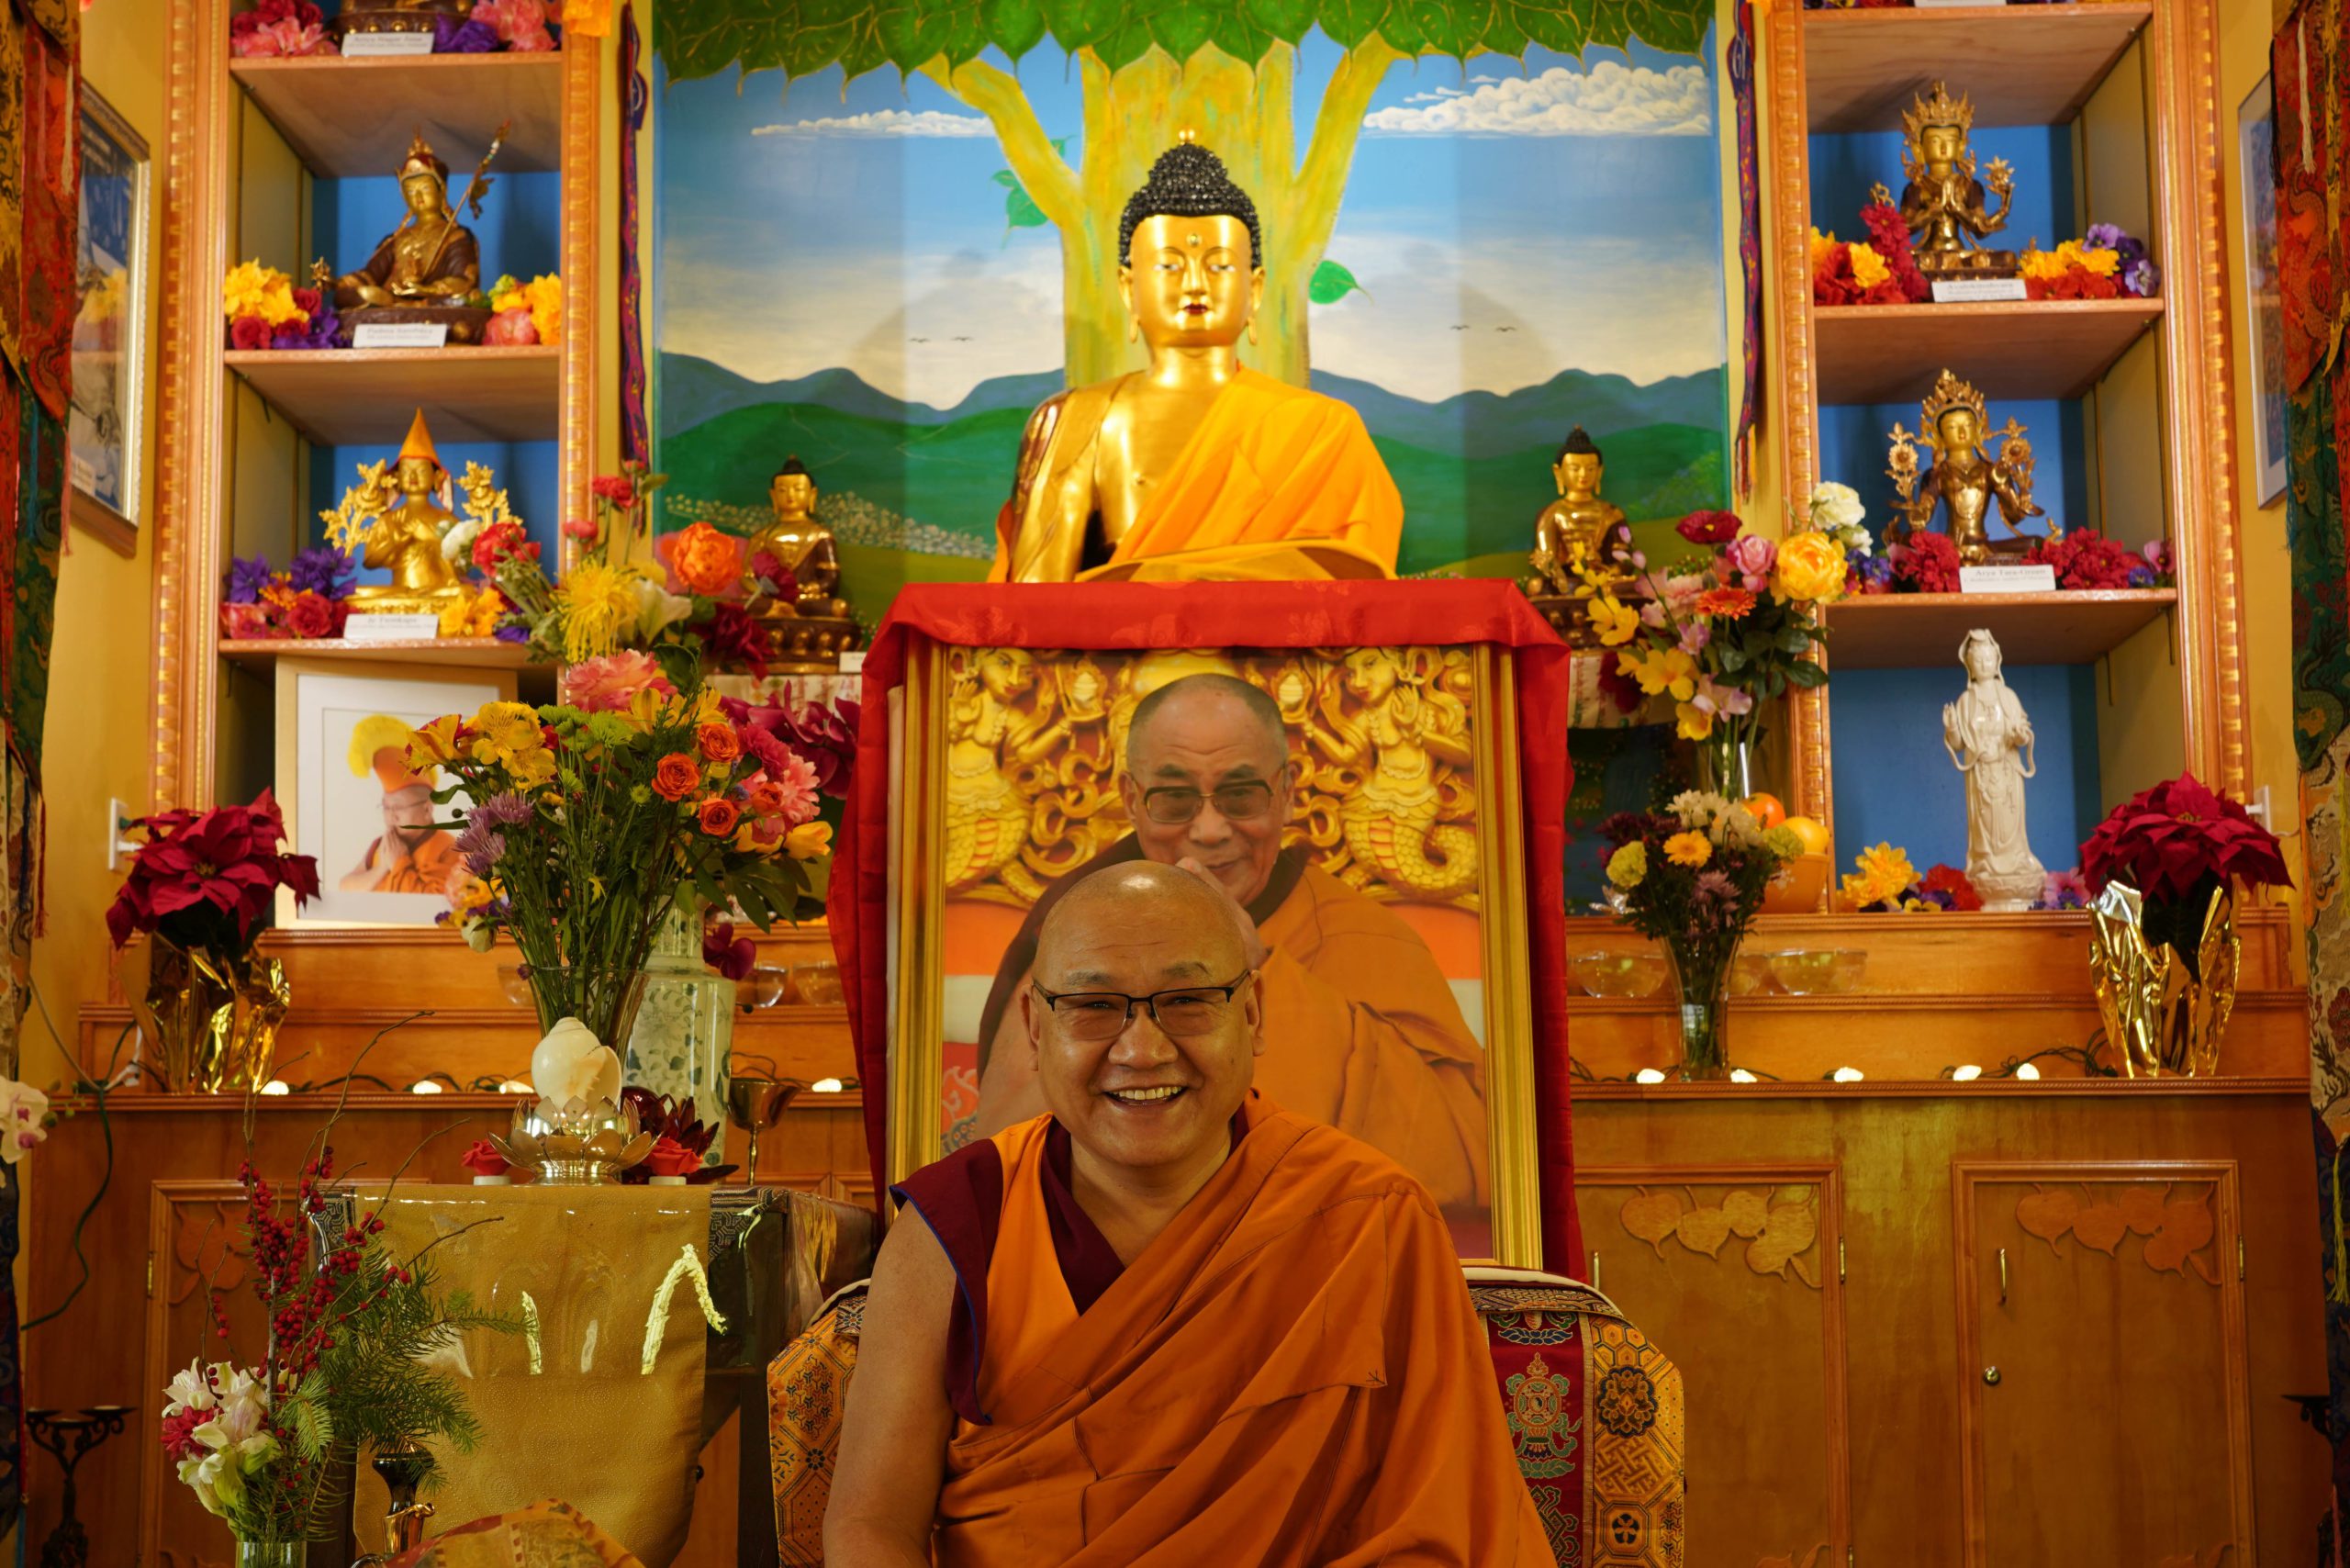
[2237,73,2287,507]
[887,641,1541,1265]
[68,83,148,552]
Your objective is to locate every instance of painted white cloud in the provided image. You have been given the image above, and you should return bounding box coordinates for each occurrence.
[751,109,994,139]
[1365,62,1711,137]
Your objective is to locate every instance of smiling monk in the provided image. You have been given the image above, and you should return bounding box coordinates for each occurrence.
[825,863,1547,1566]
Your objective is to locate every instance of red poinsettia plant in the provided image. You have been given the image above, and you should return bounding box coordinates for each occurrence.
[2080,774,2291,971]
[106,791,320,959]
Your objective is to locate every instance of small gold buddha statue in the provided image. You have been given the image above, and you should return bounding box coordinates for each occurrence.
[741,455,860,673]
[322,409,466,612]
[333,132,492,342]
[339,0,469,38]
[1898,82,2017,278]
[1887,369,2054,566]
[1523,427,1634,648]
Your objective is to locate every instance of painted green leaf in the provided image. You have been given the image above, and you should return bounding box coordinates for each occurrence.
[1004,185,1050,230]
[982,0,1048,60]
[1042,0,1122,49]
[1308,259,1366,305]
[1147,3,1216,59]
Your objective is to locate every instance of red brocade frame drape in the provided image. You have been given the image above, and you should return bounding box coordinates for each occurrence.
[827,580,1584,1271]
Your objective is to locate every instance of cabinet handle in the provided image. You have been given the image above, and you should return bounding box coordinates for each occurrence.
[1998,1247,2008,1305]
[1983,1365,2001,1386]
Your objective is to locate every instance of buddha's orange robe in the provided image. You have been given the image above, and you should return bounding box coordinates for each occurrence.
[348,831,460,895]
[990,368,1403,584]
[935,1102,1548,1567]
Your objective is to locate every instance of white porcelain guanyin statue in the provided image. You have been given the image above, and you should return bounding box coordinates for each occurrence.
[1942,628,2045,911]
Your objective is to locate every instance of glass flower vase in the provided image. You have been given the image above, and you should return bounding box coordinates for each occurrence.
[624,904,736,1164]
[1663,938,1735,1081]
[233,1540,301,1568]
[519,963,651,1056]
[1696,722,1763,801]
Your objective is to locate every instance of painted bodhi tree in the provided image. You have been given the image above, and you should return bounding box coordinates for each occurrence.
[658,0,1713,387]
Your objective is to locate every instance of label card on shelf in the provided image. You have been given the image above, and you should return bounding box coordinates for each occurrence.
[1930,277,2029,303]
[838,651,866,675]
[341,31,435,54]
[351,322,450,349]
[1960,565,2058,594]
[343,613,443,643]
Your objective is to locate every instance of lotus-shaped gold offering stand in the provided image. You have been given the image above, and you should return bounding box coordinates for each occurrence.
[487,1096,656,1186]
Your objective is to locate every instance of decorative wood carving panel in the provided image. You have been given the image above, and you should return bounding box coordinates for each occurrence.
[1617,1183,1824,1288]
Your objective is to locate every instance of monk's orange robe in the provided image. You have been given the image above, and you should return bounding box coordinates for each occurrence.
[989,368,1403,584]
[977,842,1490,1215]
[935,1102,1548,1566]
[349,830,460,894]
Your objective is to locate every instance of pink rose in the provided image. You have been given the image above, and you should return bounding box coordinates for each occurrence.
[1724,533,1776,588]
[483,307,539,346]
[561,650,676,713]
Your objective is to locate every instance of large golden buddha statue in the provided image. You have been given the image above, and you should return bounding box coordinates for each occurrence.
[334,132,492,342]
[990,137,1403,584]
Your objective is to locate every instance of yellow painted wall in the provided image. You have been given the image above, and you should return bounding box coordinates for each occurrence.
[2219,0,2305,970]
[27,0,173,1082]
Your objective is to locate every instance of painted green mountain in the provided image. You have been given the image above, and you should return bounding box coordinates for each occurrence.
[657,357,1730,588]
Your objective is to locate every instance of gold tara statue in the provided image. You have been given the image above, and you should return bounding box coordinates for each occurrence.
[991,134,1403,584]
[744,454,861,672]
[333,130,499,342]
[1898,82,2018,278]
[1887,369,2054,566]
[321,409,472,613]
[1523,427,1634,648]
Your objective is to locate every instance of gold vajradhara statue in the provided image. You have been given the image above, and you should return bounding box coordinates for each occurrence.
[1898,82,2017,278]
[1888,369,2054,566]
[991,135,1403,584]
[1522,426,1635,645]
[743,454,860,672]
[333,130,501,342]
[324,409,517,613]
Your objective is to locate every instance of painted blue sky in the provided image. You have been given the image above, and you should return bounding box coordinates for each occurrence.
[655,29,1727,409]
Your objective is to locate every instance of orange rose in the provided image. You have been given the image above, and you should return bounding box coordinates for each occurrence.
[697,722,742,764]
[698,797,741,837]
[653,752,700,801]
[746,781,787,819]
[671,522,744,597]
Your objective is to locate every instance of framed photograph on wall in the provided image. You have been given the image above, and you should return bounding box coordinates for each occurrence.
[274,660,516,929]
[2237,73,2286,508]
[69,83,149,554]
[885,639,1540,1266]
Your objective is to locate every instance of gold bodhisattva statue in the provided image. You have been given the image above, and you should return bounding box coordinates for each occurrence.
[992,136,1402,584]
[744,454,859,672]
[1898,82,2017,278]
[322,409,467,613]
[1887,369,2053,566]
[334,131,498,342]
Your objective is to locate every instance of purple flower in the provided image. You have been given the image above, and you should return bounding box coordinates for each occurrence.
[471,791,534,829]
[493,622,530,644]
[224,555,273,605]
[1856,554,1897,590]
[433,14,499,50]
[2085,221,2126,252]
[1694,869,1733,904]
[453,822,505,879]
[2125,258,2159,298]
[287,544,355,600]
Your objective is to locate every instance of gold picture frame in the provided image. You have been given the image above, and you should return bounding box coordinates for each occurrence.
[883,635,1541,1267]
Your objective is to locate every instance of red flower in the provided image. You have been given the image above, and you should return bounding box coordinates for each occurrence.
[471,519,538,575]
[1920,863,1984,913]
[644,1136,701,1178]
[1695,587,1757,620]
[1891,532,1963,593]
[693,601,773,679]
[2081,773,2292,904]
[228,315,272,352]
[561,518,599,542]
[1812,241,1861,306]
[653,754,701,802]
[1859,201,1931,303]
[285,591,336,639]
[697,797,741,837]
[590,475,634,504]
[2024,529,2136,591]
[1676,510,1740,545]
[106,791,319,951]
[459,1139,512,1178]
[160,1406,207,1462]
[290,286,321,319]
[702,919,756,981]
[750,550,799,602]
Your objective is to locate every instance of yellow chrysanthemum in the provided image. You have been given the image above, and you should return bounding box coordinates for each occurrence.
[1847,242,1891,290]
[553,561,642,662]
[492,272,565,344]
[2020,245,2068,282]
[1808,227,1840,272]
[1840,841,1919,908]
[221,259,306,326]
[1589,596,1641,648]
[785,820,834,861]
[1663,831,1712,868]
[439,586,507,639]
[2066,239,2121,276]
[1606,841,1647,890]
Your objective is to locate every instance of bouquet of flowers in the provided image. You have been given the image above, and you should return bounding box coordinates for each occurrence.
[1599,794,1804,1076]
[219,549,356,641]
[2021,529,2172,591]
[1838,843,1982,911]
[1850,529,1963,595]
[1593,487,1858,763]
[229,0,336,57]
[1809,190,1930,306]
[484,271,564,344]
[222,261,341,351]
[2020,228,2158,300]
[161,1140,511,1542]
[414,648,828,1048]
[435,0,559,51]
[2080,774,2289,975]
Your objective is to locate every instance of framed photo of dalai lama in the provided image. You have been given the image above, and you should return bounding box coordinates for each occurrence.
[885,641,1541,1265]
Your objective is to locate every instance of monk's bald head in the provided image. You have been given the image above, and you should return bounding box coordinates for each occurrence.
[1034,861,1249,989]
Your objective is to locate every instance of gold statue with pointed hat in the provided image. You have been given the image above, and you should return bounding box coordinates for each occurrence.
[1887,369,2053,566]
[1897,82,2018,278]
[334,129,502,342]
[322,409,475,614]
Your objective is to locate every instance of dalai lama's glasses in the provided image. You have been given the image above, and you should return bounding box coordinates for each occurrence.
[1031,971,1257,1040]
[1137,780,1278,825]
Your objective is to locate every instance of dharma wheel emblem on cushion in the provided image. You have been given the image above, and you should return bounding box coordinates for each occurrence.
[1504,1352,1579,1481]
[1595,1364,1660,1438]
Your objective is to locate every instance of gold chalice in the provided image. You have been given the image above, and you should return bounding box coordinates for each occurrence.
[724,1075,800,1184]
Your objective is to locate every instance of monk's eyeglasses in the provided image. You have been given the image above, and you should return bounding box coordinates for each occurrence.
[1138,780,1276,826]
[1031,970,1257,1041]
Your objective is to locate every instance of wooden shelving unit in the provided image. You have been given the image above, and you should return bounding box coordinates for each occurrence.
[227,52,565,176]
[224,344,562,444]
[1802,3,2152,133]
[216,634,532,668]
[1812,297,2164,405]
[1824,588,2176,669]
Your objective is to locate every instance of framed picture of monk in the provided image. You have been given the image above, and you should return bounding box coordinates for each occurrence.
[274,659,516,928]
[884,641,1541,1265]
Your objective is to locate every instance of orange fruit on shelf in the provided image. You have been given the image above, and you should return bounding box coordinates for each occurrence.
[1779,814,1831,857]
[1740,791,1787,829]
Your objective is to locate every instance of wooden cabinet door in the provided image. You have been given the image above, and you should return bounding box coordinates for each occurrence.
[1578,1164,1849,1568]
[1955,1161,2255,1568]
[145,1180,263,1568]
